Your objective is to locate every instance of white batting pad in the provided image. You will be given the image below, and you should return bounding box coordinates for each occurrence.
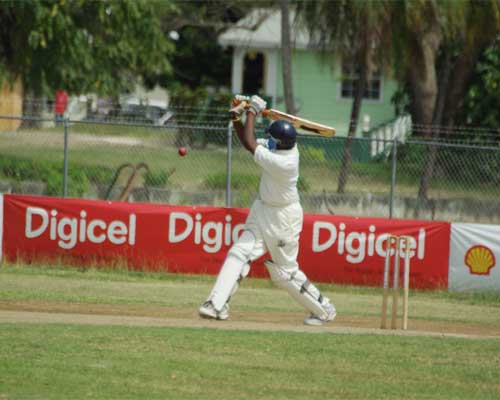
[208,230,256,311]
[265,260,331,319]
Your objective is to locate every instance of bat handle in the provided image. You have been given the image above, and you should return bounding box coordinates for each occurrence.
[231,98,244,106]
[231,99,270,117]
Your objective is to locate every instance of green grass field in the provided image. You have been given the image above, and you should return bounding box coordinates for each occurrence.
[1,263,499,399]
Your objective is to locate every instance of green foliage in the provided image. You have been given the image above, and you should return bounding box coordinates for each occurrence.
[459,41,500,132]
[169,86,232,114]
[166,26,231,89]
[160,0,246,90]
[300,145,327,163]
[204,171,310,194]
[82,165,115,185]
[397,143,500,185]
[0,1,177,96]
[144,169,172,187]
[297,176,310,192]
[390,84,412,116]
[45,167,89,198]
[169,86,233,148]
[0,155,114,197]
[204,172,259,191]
[168,86,209,108]
[396,143,426,175]
[436,147,500,185]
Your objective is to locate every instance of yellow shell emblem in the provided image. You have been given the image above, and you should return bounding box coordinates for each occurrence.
[464,245,496,275]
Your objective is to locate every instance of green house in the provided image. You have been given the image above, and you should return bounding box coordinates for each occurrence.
[218,8,399,137]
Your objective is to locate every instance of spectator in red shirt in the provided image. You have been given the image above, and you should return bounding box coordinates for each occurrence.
[55,90,68,125]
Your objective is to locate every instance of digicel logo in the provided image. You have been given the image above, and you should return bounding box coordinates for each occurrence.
[465,245,496,275]
[25,207,136,249]
[312,222,426,263]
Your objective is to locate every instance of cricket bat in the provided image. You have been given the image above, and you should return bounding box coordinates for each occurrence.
[232,99,336,137]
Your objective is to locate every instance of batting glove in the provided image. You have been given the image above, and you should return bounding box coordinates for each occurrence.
[228,101,246,121]
[234,94,250,103]
[248,95,267,116]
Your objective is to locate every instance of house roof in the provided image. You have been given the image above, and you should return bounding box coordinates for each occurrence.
[218,8,311,49]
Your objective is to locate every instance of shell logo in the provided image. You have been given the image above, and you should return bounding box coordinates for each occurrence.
[464,245,496,276]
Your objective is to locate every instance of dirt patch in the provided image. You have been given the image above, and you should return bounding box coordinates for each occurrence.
[1,301,499,339]
[70,133,145,147]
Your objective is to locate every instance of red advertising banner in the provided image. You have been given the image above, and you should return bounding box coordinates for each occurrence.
[2,194,451,289]
[301,213,450,288]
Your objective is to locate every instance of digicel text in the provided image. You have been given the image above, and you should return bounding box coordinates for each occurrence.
[168,212,246,253]
[25,207,136,249]
[312,222,426,263]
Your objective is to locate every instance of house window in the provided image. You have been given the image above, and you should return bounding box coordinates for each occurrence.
[341,63,381,100]
[243,52,265,94]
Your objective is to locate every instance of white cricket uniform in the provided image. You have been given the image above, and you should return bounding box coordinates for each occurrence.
[207,140,334,320]
[243,140,303,268]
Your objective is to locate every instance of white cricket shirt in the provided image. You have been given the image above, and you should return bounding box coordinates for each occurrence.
[253,141,300,206]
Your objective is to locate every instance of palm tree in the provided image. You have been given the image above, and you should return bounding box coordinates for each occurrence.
[389,1,500,215]
[280,0,296,114]
[297,0,392,193]
[299,0,499,213]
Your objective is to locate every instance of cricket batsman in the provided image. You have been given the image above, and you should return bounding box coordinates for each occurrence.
[199,94,336,326]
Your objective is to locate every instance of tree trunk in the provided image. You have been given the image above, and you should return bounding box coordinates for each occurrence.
[414,32,492,214]
[280,0,296,114]
[409,23,442,209]
[21,89,42,129]
[337,55,367,194]
[409,49,439,136]
[414,54,452,218]
[415,6,500,214]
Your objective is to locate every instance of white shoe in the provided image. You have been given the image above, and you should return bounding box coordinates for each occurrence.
[303,303,336,326]
[198,301,229,321]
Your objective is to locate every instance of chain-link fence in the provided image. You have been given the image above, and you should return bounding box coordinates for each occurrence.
[1,110,499,224]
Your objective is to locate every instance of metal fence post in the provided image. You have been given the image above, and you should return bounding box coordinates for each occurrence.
[389,136,398,218]
[225,121,232,207]
[62,117,69,197]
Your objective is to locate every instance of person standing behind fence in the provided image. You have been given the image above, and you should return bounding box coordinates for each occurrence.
[54,90,68,125]
[198,94,337,326]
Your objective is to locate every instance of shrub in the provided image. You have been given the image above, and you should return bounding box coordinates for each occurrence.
[144,169,173,187]
[397,143,500,185]
[298,176,310,192]
[0,155,114,197]
[82,165,114,184]
[204,172,259,191]
[169,86,233,148]
[299,145,326,163]
[204,171,309,193]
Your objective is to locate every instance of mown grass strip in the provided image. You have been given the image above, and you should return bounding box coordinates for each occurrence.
[0,323,499,400]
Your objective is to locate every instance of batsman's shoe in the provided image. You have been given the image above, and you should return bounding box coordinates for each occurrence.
[198,301,229,321]
[303,302,336,326]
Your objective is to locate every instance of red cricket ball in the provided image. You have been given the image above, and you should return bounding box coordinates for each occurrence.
[178,147,187,156]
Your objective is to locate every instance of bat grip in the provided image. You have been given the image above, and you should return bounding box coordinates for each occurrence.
[232,99,270,117]
[231,98,244,106]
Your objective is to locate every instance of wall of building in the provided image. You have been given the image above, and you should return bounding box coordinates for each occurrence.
[0,78,22,131]
[275,50,398,136]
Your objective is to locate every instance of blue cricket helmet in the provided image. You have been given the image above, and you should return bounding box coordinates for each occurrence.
[265,120,297,149]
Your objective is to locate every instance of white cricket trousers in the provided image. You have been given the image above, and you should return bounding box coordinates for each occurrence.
[208,200,303,310]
